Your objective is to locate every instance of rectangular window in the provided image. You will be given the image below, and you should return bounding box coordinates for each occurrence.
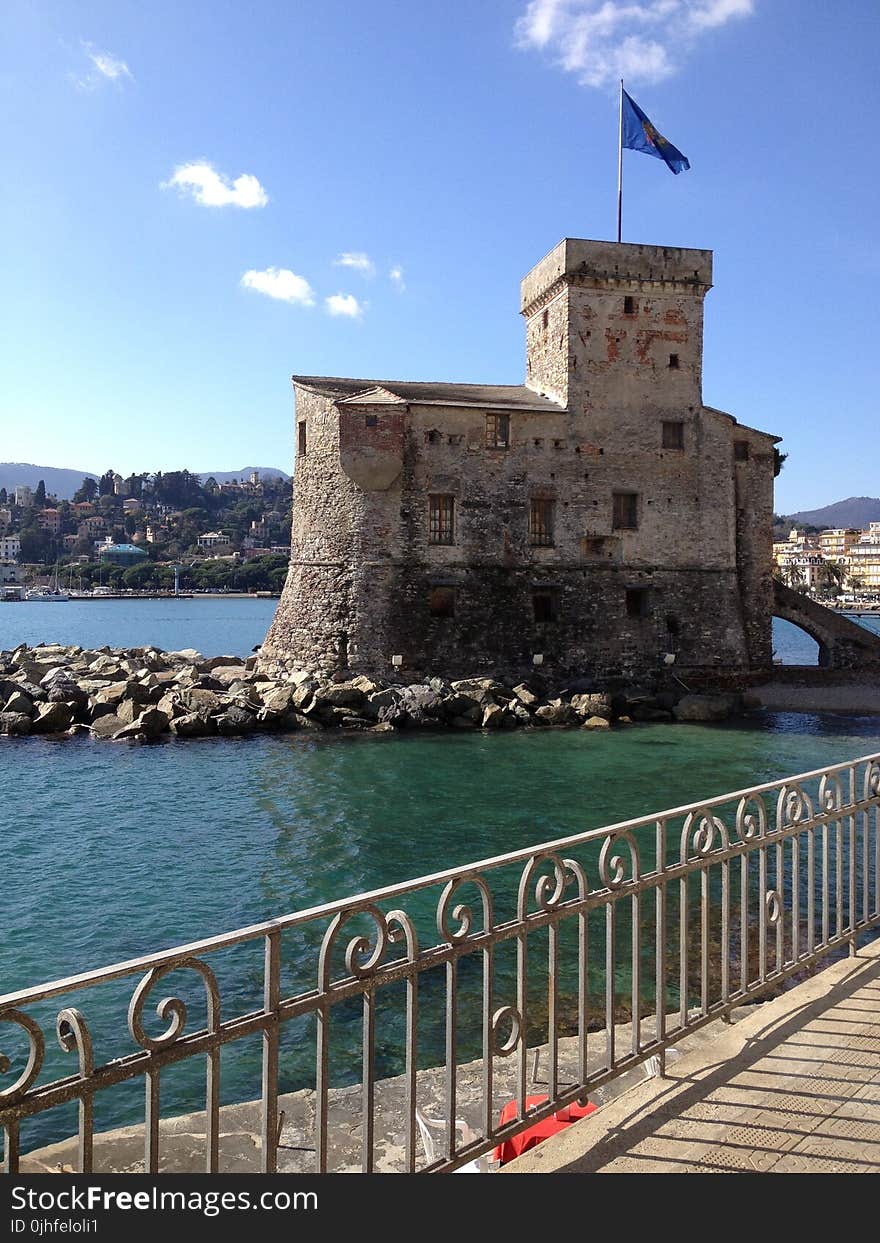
[429,586,456,617]
[662,421,685,450]
[529,498,555,546]
[626,587,650,618]
[532,589,558,623]
[429,494,455,545]
[734,440,750,461]
[624,295,636,315]
[612,492,639,530]
[485,413,510,449]
[365,414,378,428]
[297,421,307,456]
[668,353,680,369]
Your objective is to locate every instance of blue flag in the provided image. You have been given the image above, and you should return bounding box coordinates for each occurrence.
[622,89,690,175]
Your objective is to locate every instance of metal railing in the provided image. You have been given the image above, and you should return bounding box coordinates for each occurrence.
[2,751,879,1174]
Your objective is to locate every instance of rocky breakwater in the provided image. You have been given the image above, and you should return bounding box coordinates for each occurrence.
[0,644,754,743]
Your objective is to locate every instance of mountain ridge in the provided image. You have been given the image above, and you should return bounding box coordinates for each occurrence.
[782,496,880,530]
[0,463,290,500]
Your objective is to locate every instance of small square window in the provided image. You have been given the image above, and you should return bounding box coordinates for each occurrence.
[429,495,455,545]
[365,414,378,428]
[532,589,558,623]
[612,492,639,530]
[297,421,307,456]
[529,499,555,547]
[485,413,510,449]
[662,421,684,450]
[624,296,636,315]
[668,353,680,369]
[734,440,750,461]
[626,587,650,618]
[429,586,456,617]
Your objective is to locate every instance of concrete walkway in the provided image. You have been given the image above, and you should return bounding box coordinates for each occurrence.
[507,938,880,1173]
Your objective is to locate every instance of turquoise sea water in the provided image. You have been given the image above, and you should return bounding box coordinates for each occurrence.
[2,598,880,1153]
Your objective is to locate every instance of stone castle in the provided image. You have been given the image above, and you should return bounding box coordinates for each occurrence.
[261,238,779,681]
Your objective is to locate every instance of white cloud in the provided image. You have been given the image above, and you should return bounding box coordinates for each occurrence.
[241,268,315,306]
[325,293,364,318]
[515,0,754,88]
[73,41,133,90]
[333,252,376,277]
[389,265,406,291]
[163,161,268,209]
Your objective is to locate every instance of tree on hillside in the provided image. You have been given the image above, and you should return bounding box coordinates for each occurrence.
[98,470,116,497]
[73,477,98,503]
[34,480,46,507]
[0,488,6,506]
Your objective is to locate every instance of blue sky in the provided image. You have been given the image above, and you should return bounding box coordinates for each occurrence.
[2,1,878,513]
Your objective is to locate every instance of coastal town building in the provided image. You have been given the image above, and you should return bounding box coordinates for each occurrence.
[14,485,33,508]
[197,531,234,555]
[99,542,148,568]
[263,237,781,680]
[818,528,861,562]
[0,534,21,561]
[36,508,61,535]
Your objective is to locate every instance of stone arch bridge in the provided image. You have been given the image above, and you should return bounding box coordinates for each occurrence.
[773,580,880,670]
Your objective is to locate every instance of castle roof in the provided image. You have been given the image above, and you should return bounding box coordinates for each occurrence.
[292,375,563,413]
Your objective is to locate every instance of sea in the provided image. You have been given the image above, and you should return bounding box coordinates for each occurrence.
[2,598,880,1152]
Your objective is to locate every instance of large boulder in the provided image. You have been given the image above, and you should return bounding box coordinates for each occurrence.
[178,688,223,714]
[4,691,34,718]
[315,681,366,709]
[534,700,579,727]
[673,694,741,723]
[90,713,124,739]
[170,710,217,737]
[570,692,613,721]
[41,670,87,708]
[259,686,295,719]
[206,664,250,687]
[0,712,32,736]
[215,705,258,735]
[115,698,144,726]
[136,708,170,739]
[32,701,75,733]
[581,715,612,730]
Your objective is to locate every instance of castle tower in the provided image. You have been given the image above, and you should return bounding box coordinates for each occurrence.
[261,239,777,681]
[522,238,711,426]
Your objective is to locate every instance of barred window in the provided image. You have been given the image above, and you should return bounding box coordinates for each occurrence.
[529,498,555,547]
[662,421,684,450]
[612,492,639,530]
[485,413,510,449]
[429,494,455,545]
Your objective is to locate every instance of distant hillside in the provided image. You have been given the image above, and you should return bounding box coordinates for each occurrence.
[201,467,290,484]
[785,496,880,530]
[0,463,290,500]
[0,463,97,499]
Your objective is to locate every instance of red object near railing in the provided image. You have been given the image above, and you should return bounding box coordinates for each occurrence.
[493,1095,597,1166]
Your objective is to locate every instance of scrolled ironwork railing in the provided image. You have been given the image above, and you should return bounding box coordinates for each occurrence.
[2,751,880,1174]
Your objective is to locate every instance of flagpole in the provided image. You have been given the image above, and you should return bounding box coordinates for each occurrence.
[616,78,623,243]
